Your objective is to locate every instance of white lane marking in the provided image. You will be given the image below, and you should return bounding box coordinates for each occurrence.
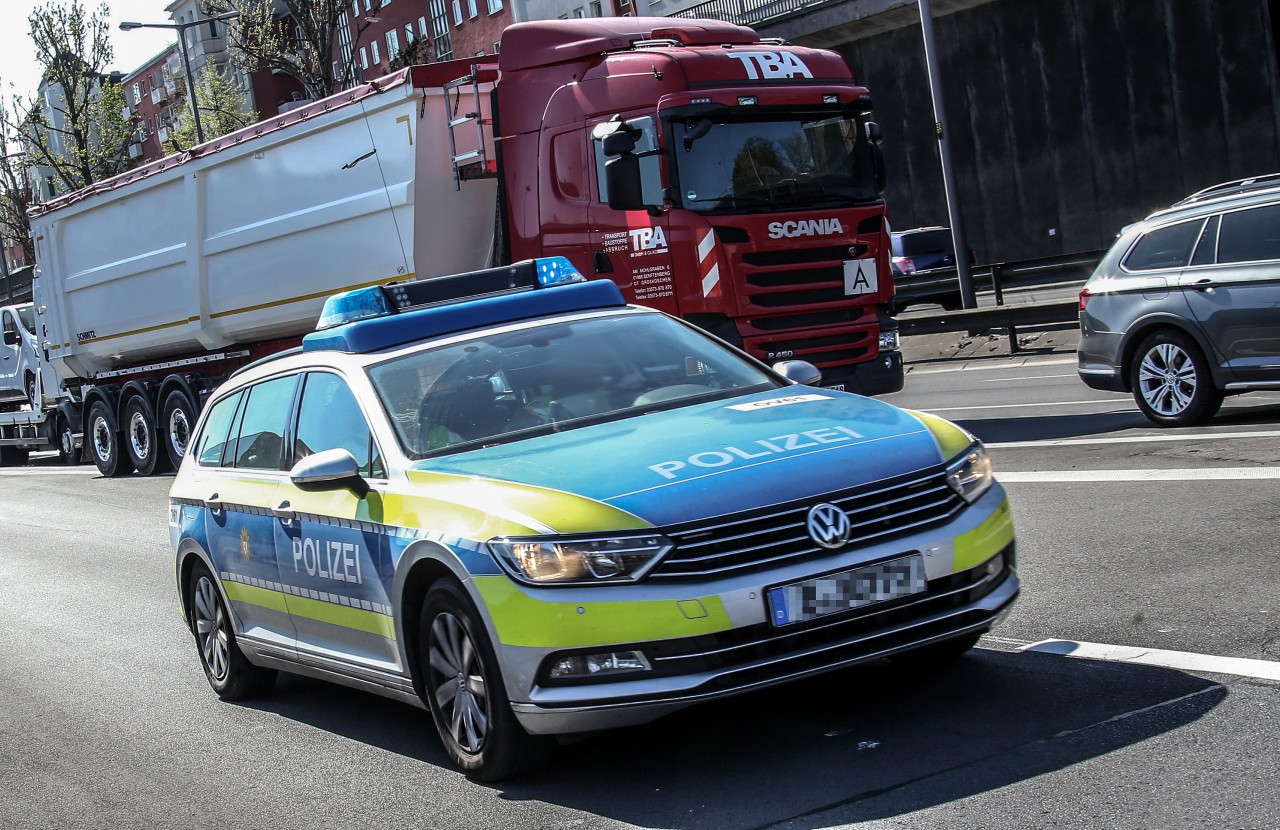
[1021,639,1280,682]
[980,374,1076,382]
[907,356,1078,375]
[988,429,1280,449]
[922,399,1124,413]
[998,467,1280,482]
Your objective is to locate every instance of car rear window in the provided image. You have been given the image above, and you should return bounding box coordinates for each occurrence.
[1218,203,1280,264]
[900,230,952,257]
[1123,219,1203,271]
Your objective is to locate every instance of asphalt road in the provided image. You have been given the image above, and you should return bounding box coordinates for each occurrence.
[2,357,1278,829]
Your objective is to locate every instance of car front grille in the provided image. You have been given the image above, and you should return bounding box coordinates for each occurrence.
[651,465,966,580]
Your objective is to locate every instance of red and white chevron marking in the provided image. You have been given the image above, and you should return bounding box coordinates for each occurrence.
[697,229,721,298]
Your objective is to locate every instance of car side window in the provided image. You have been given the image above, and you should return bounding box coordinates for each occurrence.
[195,391,244,467]
[229,375,298,471]
[294,372,385,478]
[2,311,15,338]
[1124,219,1203,271]
[1218,203,1280,264]
[1189,215,1220,267]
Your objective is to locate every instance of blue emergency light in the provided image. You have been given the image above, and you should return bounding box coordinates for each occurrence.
[305,257,625,355]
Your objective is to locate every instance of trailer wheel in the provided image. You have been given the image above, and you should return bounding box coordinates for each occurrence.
[88,400,134,477]
[162,389,198,470]
[123,396,172,476]
[57,416,80,466]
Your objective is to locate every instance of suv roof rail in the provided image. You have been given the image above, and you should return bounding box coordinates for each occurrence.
[1172,173,1280,207]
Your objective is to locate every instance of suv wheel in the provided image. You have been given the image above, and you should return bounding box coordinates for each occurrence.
[1130,330,1223,427]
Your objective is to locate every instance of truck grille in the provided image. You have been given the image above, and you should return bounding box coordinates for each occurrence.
[652,465,965,580]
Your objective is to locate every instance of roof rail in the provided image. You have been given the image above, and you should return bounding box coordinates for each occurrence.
[1172,173,1280,206]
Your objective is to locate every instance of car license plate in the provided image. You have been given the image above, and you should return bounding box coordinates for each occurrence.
[767,554,926,627]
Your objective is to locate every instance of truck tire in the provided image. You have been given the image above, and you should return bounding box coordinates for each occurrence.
[57,416,80,466]
[0,445,29,466]
[420,580,553,781]
[162,389,198,471]
[123,395,172,476]
[88,400,134,477]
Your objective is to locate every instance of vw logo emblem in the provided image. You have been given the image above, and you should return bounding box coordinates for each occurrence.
[807,503,852,550]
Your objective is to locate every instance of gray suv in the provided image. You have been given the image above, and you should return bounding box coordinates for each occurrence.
[1078,175,1280,426]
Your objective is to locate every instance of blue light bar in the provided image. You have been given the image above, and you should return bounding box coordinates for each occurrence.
[536,256,586,287]
[316,286,394,330]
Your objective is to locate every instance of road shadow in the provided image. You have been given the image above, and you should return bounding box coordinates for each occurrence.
[956,400,1280,444]
[241,648,1225,828]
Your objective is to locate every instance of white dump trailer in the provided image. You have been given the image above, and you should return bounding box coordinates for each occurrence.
[6,63,497,474]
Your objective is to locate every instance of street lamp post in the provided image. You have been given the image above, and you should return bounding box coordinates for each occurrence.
[119,11,239,145]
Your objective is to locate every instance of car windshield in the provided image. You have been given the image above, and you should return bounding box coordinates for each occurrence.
[367,311,779,458]
[15,305,34,334]
[673,113,879,214]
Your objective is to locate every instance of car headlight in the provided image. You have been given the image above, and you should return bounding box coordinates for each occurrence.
[488,534,672,585]
[945,443,994,504]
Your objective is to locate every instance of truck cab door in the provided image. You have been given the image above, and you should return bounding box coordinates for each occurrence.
[588,115,678,316]
[0,308,26,400]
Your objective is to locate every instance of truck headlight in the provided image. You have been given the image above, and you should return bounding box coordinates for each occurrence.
[945,443,994,504]
[879,330,899,351]
[488,534,671,585]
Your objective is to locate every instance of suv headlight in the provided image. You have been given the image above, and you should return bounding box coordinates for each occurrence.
[488,534,672,585]
[945,443,994,504]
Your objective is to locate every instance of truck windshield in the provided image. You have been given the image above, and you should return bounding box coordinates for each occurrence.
[673,114,878,214]
[367,311,779,458]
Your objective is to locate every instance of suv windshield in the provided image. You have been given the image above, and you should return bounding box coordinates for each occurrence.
[368,311,779,458]
[673,113,878,214]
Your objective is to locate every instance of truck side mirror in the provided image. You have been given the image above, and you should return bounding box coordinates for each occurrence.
[601,129,638,157]
[605,155,645,211]
[866,121,886,196]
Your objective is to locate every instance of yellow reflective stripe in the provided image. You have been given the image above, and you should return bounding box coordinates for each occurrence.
[473,576,734,648]
[908,410,976,459]
[223,580,290,614]
[222,580,395,640]
[953,498,1014,572]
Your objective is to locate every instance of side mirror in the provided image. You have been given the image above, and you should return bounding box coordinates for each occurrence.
[864,120,886,196]
[605,154,645,211]
[2,330,17,347]
[289,447,369,497]
[772,360,823,387]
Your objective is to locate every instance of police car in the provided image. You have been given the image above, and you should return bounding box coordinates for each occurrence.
[170,258,1018,780]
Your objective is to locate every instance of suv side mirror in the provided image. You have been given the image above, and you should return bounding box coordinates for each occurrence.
[290,448,369,497]
[772,360,823,386]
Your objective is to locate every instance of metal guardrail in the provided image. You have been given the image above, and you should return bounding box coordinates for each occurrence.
[669,0,825,26]
[893,249,1105,353]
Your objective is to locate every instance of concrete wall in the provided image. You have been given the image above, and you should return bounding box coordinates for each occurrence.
[782,0,1280,263]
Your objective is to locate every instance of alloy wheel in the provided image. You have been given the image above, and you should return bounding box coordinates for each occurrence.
[429,611,489,754]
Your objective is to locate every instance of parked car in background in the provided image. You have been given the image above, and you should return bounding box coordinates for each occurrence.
[0,303,39,410]
[890,227,969,312]
[1078,174,1280,426]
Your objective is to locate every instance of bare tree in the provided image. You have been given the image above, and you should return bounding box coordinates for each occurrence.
[1,1,136,199]
[204,0,383,102]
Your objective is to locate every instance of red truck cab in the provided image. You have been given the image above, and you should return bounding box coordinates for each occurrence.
[493,18,902,395]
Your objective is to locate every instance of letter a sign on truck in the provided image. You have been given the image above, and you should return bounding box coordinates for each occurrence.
[843,258,879,296]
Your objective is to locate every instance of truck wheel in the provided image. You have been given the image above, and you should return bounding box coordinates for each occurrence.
[123,396,172,476]
[88,400,134,477]
[57,416,80,466]
[0,445,29,466]
[1130,330,1223,427]
[188,562,276,700]
[162,389,198,470]
[420,580,553,781]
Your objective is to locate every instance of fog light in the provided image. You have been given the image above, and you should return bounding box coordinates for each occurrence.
[985,553,1005,579]
[549,651,651,679]
[737,96,758,106]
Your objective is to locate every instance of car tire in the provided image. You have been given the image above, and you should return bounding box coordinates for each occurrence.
[57,416,79,466]
[88,400,134,477]
[1130,330,1223,427]
[162,389,198,471]
[420,579,553,781]
[123,395,172,476]
[188,562,276,700]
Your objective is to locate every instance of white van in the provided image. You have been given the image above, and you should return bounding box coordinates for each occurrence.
[0,303,39,409]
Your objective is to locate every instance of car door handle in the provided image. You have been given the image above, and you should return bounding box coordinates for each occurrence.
[203,493,223,512]
[1192,278,1217,290]
[272,500,296,523]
